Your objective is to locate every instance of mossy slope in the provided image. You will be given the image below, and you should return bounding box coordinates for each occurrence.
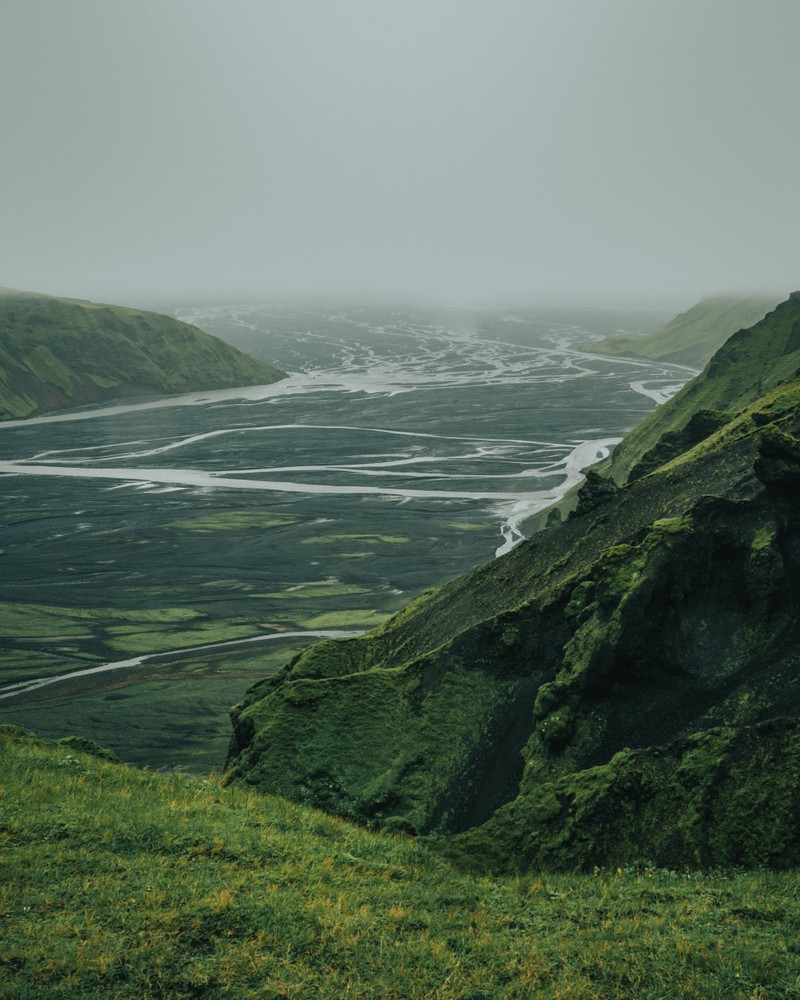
[609,291,800,483]
[580,293,778,369]
[227,292,800,872]
[0,289,286,419]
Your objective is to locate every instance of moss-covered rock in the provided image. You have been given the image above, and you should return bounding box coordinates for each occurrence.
[445,719,800,872]
[628,408,733,482]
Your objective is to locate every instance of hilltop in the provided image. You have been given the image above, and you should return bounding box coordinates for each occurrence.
[579,294,779,370]
[226,292,800,873]
[0,289,286,420]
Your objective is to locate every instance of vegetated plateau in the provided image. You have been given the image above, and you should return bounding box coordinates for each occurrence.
[0,288,286,419]
[4,290,800,997]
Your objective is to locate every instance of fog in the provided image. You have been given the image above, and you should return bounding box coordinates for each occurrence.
[2,0,799,308]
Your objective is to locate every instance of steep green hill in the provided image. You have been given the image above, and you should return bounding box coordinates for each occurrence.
[609,291,800,483]
[226,292,800,873]
[4,725,800,998]
[579,294,779,369]
[0,289,286,419]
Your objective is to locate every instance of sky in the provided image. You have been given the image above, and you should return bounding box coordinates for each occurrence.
[2,0,799,308]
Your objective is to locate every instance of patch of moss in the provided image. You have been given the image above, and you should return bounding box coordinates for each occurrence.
[23,345,74,395]
[226,645,537,835]
[164,512,298,532]
[300,610,390,630]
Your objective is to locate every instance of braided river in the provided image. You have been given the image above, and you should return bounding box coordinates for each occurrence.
[0,302,693,768]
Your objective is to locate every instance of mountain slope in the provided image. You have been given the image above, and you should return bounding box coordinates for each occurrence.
[0,289,286,419]
[579,294,779,369]
[608,291,800,483]
[226,291,800,872]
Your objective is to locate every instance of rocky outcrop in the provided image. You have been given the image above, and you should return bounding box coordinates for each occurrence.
[447,719,800,872]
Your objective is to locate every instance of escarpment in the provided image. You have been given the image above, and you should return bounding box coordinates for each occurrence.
[226,292,800,872]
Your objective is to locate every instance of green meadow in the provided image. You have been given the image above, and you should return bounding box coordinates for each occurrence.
[2,726,799,999]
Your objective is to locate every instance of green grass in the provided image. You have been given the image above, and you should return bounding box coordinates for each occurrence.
[0,602,268,684]
[300,610,391,630]
[0,603,200,638]
[164,512,299,532]
[2,726,799,999]
[301,534,411,545]
[103,623,259,656]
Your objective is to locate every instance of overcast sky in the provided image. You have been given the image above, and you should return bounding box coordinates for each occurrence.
[2,1,799,307]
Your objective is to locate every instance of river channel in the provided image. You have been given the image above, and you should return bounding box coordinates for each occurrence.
[0,301,692,769]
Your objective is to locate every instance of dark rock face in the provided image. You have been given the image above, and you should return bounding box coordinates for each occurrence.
[570,469,619,517]
[755,424,800,493]
[226,293,800,873]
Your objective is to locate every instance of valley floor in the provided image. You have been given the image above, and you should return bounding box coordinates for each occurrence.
[2,726,798,999]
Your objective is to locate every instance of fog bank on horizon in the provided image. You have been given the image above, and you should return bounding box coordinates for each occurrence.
[2,1,799,308]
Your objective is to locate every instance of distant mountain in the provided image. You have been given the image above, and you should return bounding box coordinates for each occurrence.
[226,291,800,872]
[0,289,286,420]
[579,294,780,369]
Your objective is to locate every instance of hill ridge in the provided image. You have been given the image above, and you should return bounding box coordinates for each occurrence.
[0,289,286,420]
[579,293,780,369]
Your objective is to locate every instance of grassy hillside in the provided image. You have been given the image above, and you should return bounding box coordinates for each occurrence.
[3,726,800,999]
[579,294,779,369]
[608,291,800,483]
[0,289,286,419]
[225,292,800,874]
